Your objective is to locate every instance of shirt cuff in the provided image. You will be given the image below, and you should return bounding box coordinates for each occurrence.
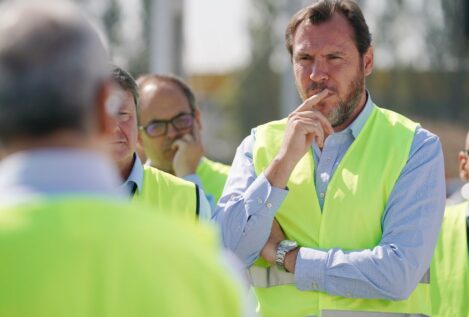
[295,247,328,291]
[243,173,288,217]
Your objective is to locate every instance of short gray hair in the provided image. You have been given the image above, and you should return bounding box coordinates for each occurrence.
[0,0,110,145]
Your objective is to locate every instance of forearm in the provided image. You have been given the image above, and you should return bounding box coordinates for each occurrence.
[295,128,445,300]
[295,244,429,300]
[213,173,287,267]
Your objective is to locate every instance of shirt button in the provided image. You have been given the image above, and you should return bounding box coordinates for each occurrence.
[266,202,272,208]
[312,282,318,289]
[319,192,325,198]
[257,198,263,205]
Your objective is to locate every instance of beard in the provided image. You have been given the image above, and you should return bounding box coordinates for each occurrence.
[327,72,363,127]
[299,64,365,128]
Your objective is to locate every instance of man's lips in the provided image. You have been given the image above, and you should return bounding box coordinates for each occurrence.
[111,140,127,145]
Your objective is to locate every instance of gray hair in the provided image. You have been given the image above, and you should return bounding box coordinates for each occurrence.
[0,0,110,145]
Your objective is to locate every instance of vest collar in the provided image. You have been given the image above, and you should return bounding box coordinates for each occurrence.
[347,91,375,139]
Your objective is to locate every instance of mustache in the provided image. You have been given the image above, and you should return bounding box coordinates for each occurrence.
[306,83,331,94]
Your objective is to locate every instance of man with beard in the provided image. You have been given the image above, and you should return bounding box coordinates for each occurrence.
[136,74,230,205]
[213,1,445,316]
[110,66,211,221]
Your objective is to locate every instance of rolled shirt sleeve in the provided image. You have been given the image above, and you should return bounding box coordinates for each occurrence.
[212,132,288,267]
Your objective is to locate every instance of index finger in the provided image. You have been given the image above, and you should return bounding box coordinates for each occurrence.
[295,89,330,113]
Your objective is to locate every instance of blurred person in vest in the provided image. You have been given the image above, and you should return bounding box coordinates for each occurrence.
[137,74,230,207]
[446,131,469,206]
[213,0,445,316]
[430,131,469,317]
[110,67,212,222]
[0,1,251,316]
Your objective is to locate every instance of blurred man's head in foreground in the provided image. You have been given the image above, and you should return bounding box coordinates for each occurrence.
[0,0,111,154]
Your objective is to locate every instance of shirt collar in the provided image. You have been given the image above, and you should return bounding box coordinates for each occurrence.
[345,91,375,139]
[0,148,123,205]
[120,154,144,195]
[460,183,469,201]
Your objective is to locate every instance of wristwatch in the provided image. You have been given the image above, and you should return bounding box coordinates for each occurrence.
[276,240,298,272]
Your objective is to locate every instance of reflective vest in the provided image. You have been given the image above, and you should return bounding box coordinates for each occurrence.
[251,106,430,317]
[197,157,230,203]
[132,165,198,221]
[430,202,469,317]
[0,198,242,317]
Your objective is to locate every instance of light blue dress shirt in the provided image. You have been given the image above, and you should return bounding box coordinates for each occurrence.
[0,149,123,206]
[122,155,212,221]
[213,94,446,300]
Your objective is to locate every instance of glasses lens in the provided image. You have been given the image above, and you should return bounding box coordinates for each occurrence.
[173,114,194,130]
[145,121,166,137]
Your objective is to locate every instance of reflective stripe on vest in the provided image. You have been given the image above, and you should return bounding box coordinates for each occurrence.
[322,311,428,317]
[132,165,197,221]
[249,266,430,288]
[251,106,430,317]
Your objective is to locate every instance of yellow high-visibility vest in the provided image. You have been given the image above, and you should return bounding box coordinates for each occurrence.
[251,106,430,317]
[0,197,242,317]
[132,165,198,221]
[197,157,230,203]
[430,201,469,317]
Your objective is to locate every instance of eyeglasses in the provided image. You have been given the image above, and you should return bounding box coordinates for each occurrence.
[139,112,195,137]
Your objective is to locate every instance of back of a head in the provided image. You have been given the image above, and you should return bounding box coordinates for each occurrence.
[0,0,109,146]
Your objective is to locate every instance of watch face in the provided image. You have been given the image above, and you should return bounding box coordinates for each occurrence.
[280,240,297,249]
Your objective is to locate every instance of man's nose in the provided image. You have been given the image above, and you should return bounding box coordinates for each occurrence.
[166,123,179,139]
[309,60,328,83]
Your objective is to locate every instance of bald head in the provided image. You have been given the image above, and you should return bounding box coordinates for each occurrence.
[137,74,196,114]
[0,0,109,146]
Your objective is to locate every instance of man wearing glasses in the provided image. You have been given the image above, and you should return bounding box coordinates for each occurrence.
[110,66,211,221]
[136,74,230,207]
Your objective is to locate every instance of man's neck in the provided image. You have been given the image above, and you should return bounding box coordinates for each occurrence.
[118,155,135,181]
[148,160,175,175]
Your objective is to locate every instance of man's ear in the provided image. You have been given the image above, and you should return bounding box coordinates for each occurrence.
[194,107,202,130]
[459,151,469,181]
[363,46,374,77]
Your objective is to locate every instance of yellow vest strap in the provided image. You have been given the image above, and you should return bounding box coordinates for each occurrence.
[322,311,428,317]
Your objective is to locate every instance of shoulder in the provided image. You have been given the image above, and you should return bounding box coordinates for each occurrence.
[142,165,195,190]
[409,125,442,159]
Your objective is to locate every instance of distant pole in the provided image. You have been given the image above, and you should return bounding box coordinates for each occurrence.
[149,0,184,76]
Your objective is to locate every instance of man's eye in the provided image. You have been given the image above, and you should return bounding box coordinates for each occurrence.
[118,113,130,121]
